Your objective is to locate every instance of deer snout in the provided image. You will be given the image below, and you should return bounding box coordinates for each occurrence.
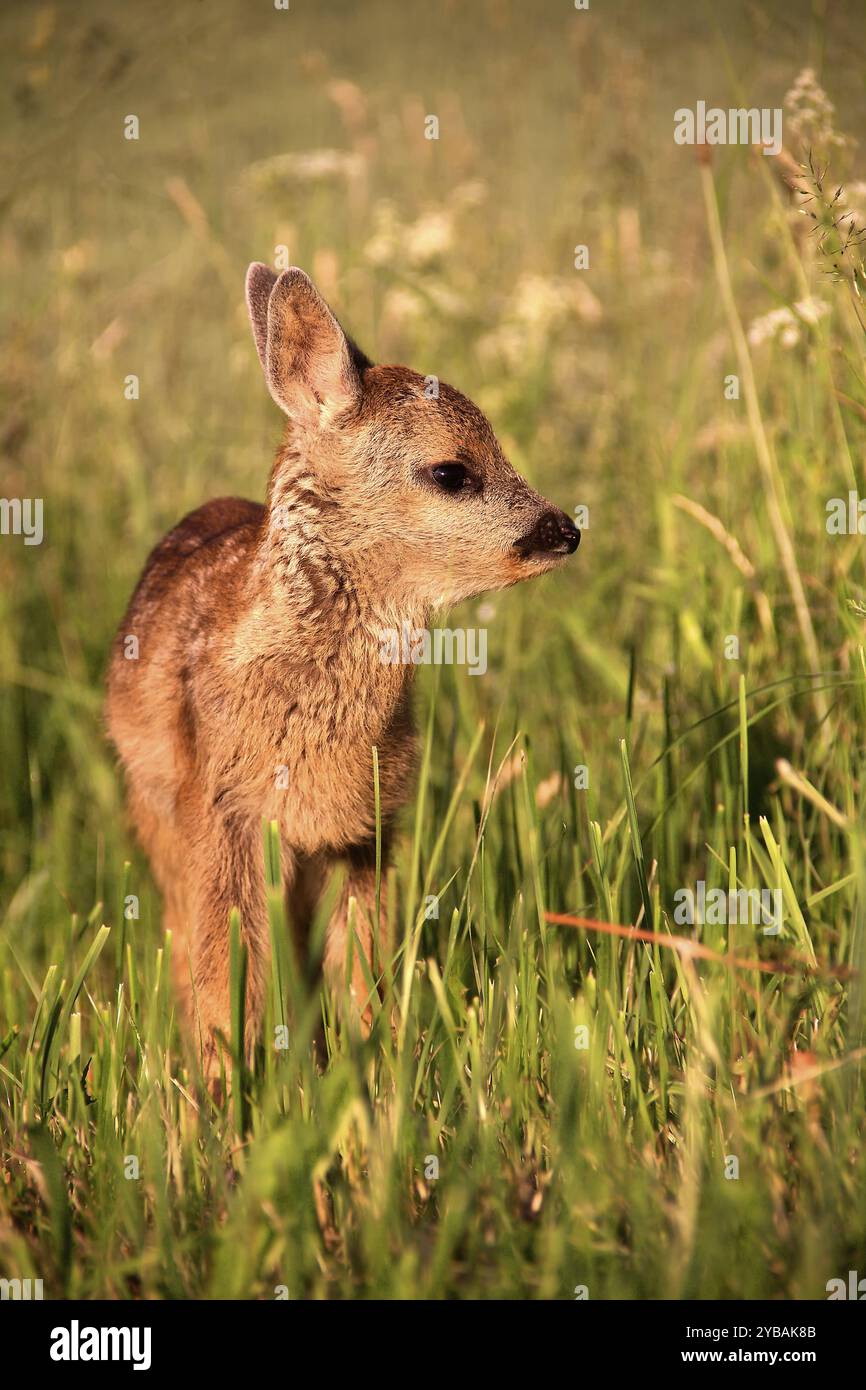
[514,509,580,558]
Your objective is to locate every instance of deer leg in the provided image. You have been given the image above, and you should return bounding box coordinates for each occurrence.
[285,851,328,968]
[124,784,197,1027]
[323,844,389,1031]
[182,803,275,1085]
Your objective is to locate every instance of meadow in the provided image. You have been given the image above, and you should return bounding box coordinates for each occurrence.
[2,0,866,1299]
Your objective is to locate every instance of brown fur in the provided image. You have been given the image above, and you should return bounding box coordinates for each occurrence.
[105,264,579,1081]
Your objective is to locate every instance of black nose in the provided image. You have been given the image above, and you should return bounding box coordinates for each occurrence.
[515,509,581,557]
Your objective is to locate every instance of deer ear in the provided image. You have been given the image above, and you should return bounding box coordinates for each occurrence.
[245,262,278,371]
[251,265,364,425]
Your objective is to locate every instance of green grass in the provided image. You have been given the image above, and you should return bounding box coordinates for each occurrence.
[2,0,866,1299]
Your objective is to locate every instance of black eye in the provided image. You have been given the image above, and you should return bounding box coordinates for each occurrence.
[431,462,469,494]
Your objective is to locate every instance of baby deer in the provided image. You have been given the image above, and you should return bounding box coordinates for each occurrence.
[106,263,579,1080]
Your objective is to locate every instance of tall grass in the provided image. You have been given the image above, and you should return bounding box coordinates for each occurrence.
[2,0,866,1298]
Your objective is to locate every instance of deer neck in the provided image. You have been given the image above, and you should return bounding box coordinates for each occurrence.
[244,447,428,692]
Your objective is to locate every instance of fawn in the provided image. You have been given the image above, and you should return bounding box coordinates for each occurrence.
[105,263,580,1081]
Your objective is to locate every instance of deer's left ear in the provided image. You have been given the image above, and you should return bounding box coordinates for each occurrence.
[245,263,364,426]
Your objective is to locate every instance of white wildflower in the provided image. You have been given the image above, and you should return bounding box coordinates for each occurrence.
[404,210,454,266]
[783,67,849,151]
[747,297,829,349]
[363,202,401,266]
[244,149,365,189]
[380,286,425,329]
